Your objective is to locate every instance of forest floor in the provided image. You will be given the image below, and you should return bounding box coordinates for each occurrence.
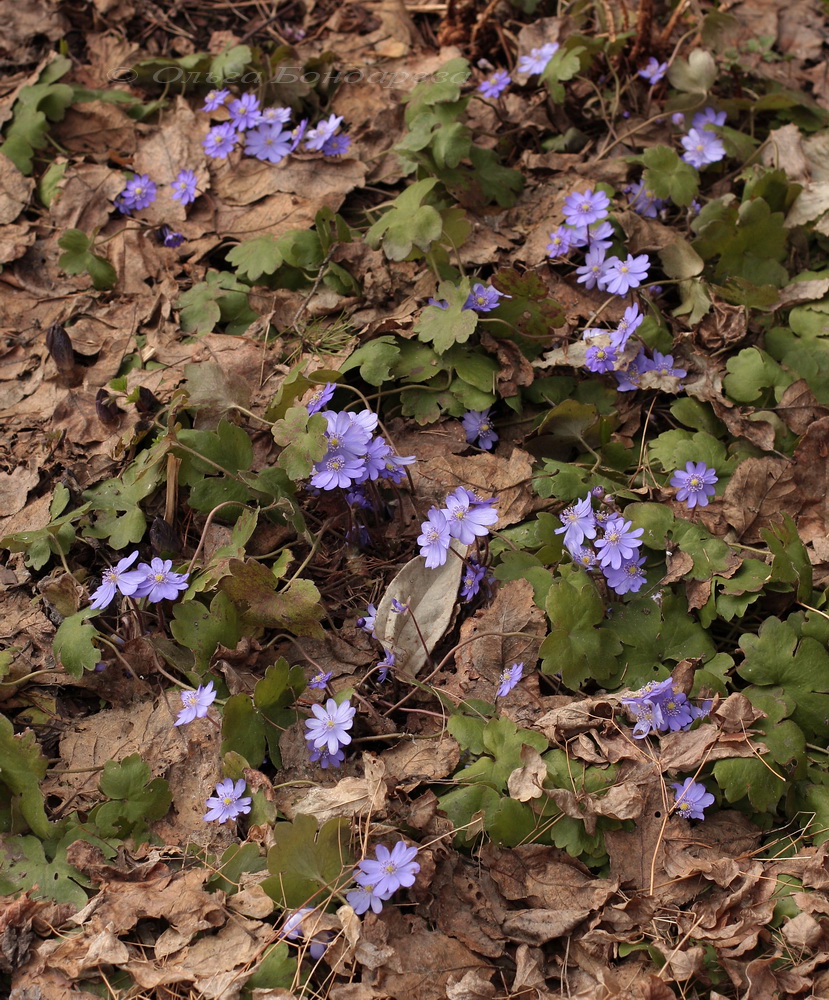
[3,0,829,998]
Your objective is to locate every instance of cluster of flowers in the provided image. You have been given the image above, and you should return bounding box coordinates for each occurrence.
[200,89,350,163]
[676,106,727,170]
[304,696,356,769]
[621,677,711,739]
[417,487,498,569]
[555,489,647,595]
[89,551,189,609]
[345,840,421,915]
[477,42,559,99]
[307,398,415,493]
[621,678,715,819]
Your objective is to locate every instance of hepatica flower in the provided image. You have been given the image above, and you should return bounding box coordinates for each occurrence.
[307,743,345,768]
[603,555,647,595]
[585,345,617,374]
[595,516,644,570]
[478,69,511,98]
[203,123,238,159]
[546,226,572,259]
[672,778,715,820]
[257,106,292,125]
[692,107,727,130]
[308,669,332,690]
[462,408,498,450]
[306,382,336,415]
[204,778,252,823]
[354,841,420,896]
[323,133,352,156]
[639,57,668,84]
[496,662,523,698]
[554,495,597,550]
[418,507,451,568]
[460,559,487,601]
[229,92,260,130]
[170,168,198,205]
[202,88,229,112]
[444,486,498,545]
[357,603,377,634]
[576,246,608,289]
[118,173,157,213]
[160,226,185,248]
[517,42,559,76]
[563,188,610,229]
[601,253,650,295]
[377,648,395,683]
[244,123,292,163]
[133,558,190,602]
[670,461,718,509]
[305,114,344,152]
[347,883,393,915]
[89,550,147,609]
[305,697,356,755]
[681,128,725,168]
[464,282,508,312]
[174,681,216,725]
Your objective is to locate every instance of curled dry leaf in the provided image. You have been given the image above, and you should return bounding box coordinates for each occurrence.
[374,537,465,677]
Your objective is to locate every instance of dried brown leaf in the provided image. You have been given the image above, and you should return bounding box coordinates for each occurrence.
[722,456,800,542]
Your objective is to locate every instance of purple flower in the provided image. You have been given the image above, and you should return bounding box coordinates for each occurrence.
[639,57,668,85]
[517,42,559,76]
[257,106,292,125]
[229,92,261,131]
[354,841,420,896]
[478,69,511,98]
[671,112,686,127]
[443,487,498,545]
[418,507,451,568]
[305,114,344,152]
[89,550,147,609]
[672,778,715,820]
[323,133,352,156]
[281,908,330,959]
[160,226,185,248]
[377,649,394,683]
[602,554,647,595]
[357,604,377,634]
[244,123,292,163]
[307,742,345,768]
[170,168,198,205]
[616,351,649,391]
[202,88,229,112]
[496,661,523,698]
[306,382,336,415]
[379,452,416,484]
[624,179,664,219]
[681,128,726,168]
[323,410,372,460]
[576,245,608,289]
[309,670,332,690]
[428,296,449,309]
[692,107,726,131]
[546,226,572,259]
[462,408,498,450]
[569,545,598,569]
[203,123,238,159]
[347,883,392,915]
[304,697,356,755]
[585,345,617,373]
[587,220,615,250]
[600,253,650,295]
[133,558,190,602]
[622,678,674,738]
[554,496,597,549]
[563,188,610,228]
[464,283,508,312]
[357,436,391,484]
[290,119,308,152]
[120,174,157,212]
[670,461,718,509]
[310,451,365,490]
[595,516,644,570]
[648,351,687,379]
[174,681,217,725]
[610,304,643,351]
[460,560,487,601]
[203,778,252,823]
[390,600,408,615]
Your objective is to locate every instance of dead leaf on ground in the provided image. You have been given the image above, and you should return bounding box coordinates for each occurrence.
[722,456,800,542]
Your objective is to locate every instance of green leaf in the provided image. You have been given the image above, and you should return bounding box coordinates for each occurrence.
[244,942,297,990]
[221,694,266,768]
[0,715,54,839]
[219,559,325,638]
[723,347,796,403]
[0,835,88,907]
[53,610,101,679]
[207,842,267,895]
[540,566,622,688]
[178,419,254,476]
[340,336,401,386]
[365,178,443,261]
[253,658,306,768]
[272,407,328,481]
[261,814,352,908]
[92,754,172,840]
[415,280,478,355]
[227,235,283,282]
[210,44,253,82]
[714,720,805,813]
[667,49,718,93]
[641,146,699,207]
[170,592,241,670]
